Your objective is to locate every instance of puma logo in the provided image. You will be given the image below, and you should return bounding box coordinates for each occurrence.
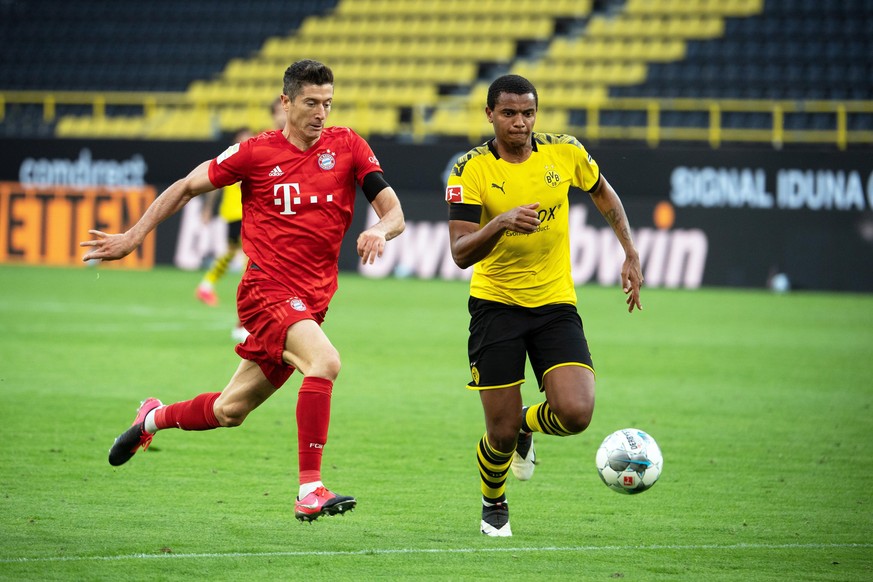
[491,181,506,194]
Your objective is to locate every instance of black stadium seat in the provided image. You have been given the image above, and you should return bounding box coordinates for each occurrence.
[609,0,873,126]
[0,0,339,92]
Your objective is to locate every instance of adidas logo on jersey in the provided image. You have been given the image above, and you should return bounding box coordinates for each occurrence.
[269,166,284,177]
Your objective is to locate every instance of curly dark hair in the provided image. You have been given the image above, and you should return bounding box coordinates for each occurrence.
[486,74,538,110]
[283,59,334,100]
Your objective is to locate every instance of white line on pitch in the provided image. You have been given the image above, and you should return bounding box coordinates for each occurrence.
[1,542,870,564]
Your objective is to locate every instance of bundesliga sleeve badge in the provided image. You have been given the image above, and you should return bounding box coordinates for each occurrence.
[445,185,463,203]
[216,143,240,165]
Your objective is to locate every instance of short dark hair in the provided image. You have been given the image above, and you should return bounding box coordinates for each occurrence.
[486,74,538,110]
[283,59,334,100]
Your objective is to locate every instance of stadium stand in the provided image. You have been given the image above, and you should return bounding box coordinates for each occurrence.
[0,0,339,138]
[0,1,334,92]
[614,0,873,102]
[0,0,871,146]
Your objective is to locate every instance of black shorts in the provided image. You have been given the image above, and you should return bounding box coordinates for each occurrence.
[466,297,594,391]
[227,220,242,244]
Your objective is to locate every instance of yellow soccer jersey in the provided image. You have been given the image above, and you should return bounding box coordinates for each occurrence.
[446,133,601,308]
[218,181,243,223]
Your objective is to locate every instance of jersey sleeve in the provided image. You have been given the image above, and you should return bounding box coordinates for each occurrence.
[573,144,601,193]
[445,155,485,222]
[208,138,253,189]
[445,153,485,206]
[347,128,383,185]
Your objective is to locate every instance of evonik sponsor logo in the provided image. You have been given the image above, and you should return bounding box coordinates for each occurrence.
[503,203,562,237]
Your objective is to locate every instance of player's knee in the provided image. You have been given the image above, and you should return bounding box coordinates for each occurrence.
[214,401,250,427]
[565,415,592,434]
[487,432,517,454]
[487,424,523,453]
[554,402,593,434]
[310,349,341,380]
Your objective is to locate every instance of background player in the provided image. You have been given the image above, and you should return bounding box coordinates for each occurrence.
[196,99,288,340]
[82,59,405,522]
[445,74,643,536]
[195,126,254,342]
[271,95,286,132]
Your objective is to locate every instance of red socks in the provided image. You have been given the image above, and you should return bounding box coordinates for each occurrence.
[150,378,333,486]
[154,392,221,431]
[296,377,333,485]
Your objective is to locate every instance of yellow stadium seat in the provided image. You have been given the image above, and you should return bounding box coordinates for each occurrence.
[144,108,215,140]
[55,116,94,138]
[534,108,570,134]
[427,104,491,139]
[334,0,592,18]
[327,105,400,136]
[625,0,762,17]
[216,105,274,133]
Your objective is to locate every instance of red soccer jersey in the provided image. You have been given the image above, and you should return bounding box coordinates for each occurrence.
[208,127,382,311]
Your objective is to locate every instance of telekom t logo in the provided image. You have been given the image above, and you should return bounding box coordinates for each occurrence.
[273,183,334,215]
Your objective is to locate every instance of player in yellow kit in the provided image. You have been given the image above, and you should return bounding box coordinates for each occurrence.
[196,99,287,340]
[445,74,643,537]
[195,127,254,341]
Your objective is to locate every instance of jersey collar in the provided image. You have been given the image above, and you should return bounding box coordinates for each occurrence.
[487,135,538,160]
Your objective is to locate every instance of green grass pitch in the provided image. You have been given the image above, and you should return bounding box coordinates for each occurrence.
[0,264,871,581]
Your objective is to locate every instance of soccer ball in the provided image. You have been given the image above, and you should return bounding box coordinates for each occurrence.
[595,428,663,494]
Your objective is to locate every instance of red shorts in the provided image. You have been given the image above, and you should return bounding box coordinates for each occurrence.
[234,266,327,388]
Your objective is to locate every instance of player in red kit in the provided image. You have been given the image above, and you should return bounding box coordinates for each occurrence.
[81,60,405,522]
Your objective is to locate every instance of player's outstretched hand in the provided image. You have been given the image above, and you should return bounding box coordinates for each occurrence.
[356,229,387,265]
[80,230,137,262]
[622,252,643,313]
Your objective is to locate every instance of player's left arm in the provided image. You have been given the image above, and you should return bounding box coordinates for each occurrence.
[589,174,643,312]
[357,172,405,264]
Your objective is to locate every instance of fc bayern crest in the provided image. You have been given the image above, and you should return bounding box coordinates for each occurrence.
[289,297,306,311]
[317,150,336,170]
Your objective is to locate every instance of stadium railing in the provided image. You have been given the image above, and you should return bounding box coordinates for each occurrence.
[2,90,872,149]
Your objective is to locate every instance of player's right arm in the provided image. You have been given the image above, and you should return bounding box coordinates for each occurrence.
[80,160,216,262]
[448,203,541,269]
